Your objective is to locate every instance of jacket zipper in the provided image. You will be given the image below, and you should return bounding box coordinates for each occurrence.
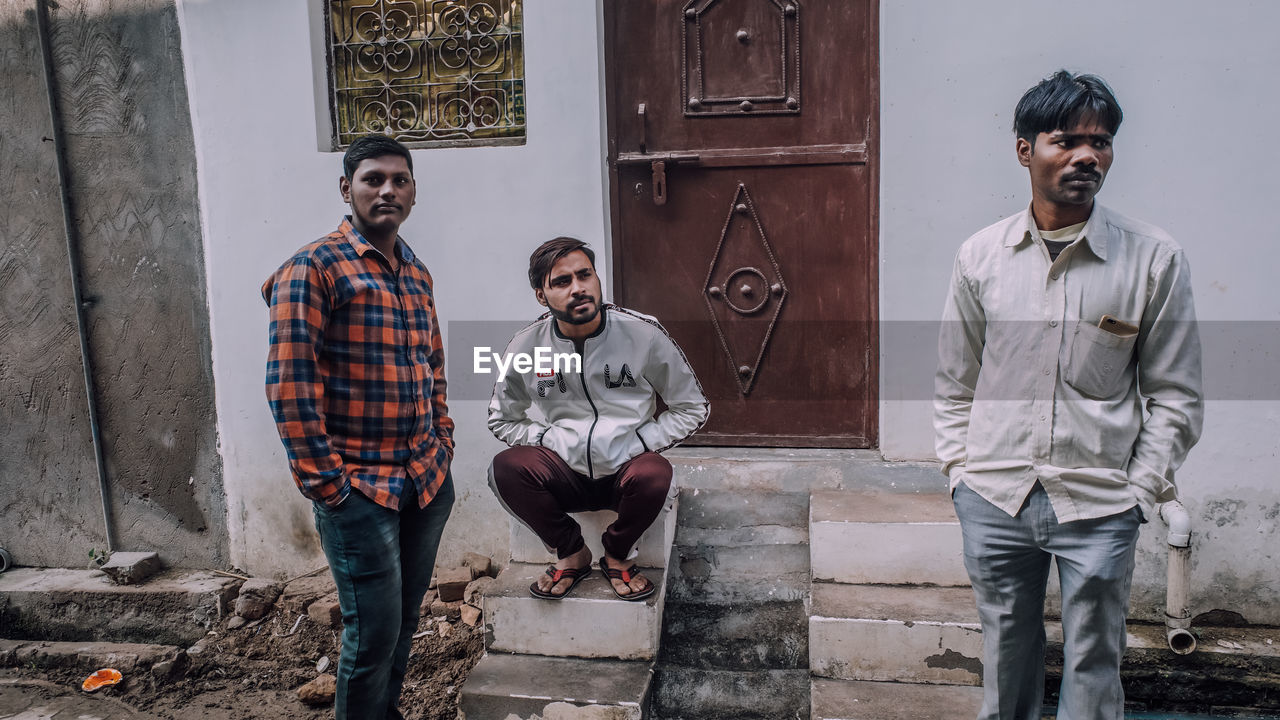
[576,337,600,479]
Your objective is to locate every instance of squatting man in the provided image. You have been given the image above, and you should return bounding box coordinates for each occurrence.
[934,70,1203,719]
[487,237,709,600]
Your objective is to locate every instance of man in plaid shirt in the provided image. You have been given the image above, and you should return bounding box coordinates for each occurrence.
[263,135,453,720]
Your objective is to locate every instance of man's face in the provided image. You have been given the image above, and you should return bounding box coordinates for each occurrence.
[536,250,602,326]
[1017,117,1114,212]
[339,154,415,236]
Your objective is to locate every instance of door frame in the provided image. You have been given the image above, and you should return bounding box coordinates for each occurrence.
[601,0,881,448]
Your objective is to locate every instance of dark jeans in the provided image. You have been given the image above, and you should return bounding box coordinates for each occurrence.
[489,446,672,560]
[312,474,454,720]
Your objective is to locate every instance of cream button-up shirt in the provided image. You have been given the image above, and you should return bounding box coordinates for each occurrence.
[934,203,1203,522]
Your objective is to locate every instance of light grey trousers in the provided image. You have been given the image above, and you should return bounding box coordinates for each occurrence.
[953,481,1141,720]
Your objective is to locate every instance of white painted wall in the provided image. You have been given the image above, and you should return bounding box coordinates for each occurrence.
[880,1,1280,621]
[177,0,610,577]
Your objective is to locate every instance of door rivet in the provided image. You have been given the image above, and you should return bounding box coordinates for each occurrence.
[736,29,750,43]
[786,96,799,110]
[771,283,783,296]
[739,100,753,112]
[688,97,703,111]
[735,203,749,214]
[738,366,752,378]
[708,286,723,298]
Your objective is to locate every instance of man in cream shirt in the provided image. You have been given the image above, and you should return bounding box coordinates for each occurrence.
[934,70,1203,719]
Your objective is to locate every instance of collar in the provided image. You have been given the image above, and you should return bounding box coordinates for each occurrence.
[1009,203,1109,261]
[338,216,415,265]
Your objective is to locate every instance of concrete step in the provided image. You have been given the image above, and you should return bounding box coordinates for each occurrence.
[0,638,185,673]
[813,583,1280,708]
[0,678,159,720]
[510,492,678,569]
[0,568,241,646]
[659,600,806,670]
[809,583,983,686]
[673,487,809,547]
[484,561,666,661]
[811,677,984,720]
[667,489,810,604]
[650,667,809,720]
[1052,622,1280,713]
[810,491,968,586]
[667,448,942,495]
[459,652,651,720]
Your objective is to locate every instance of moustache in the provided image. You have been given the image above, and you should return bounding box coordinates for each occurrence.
[1063,171,1100,183]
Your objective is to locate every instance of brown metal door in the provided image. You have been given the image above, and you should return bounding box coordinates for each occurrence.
[606,0,878,447]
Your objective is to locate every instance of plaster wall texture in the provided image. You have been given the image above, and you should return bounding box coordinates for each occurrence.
[176,0,610,577]
[0,0,225,568]
[0,2,101,567]
[879,1,1280,621]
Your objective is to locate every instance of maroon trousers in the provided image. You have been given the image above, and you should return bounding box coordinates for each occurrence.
[489,445,673,560]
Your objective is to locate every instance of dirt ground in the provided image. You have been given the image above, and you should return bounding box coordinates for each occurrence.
[3,595,485,719]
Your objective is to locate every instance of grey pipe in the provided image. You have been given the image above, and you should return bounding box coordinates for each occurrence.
[35,0,117,553]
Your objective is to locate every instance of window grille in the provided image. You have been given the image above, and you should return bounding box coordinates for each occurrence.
[326,0,525,148]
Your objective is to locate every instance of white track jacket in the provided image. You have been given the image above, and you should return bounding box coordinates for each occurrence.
[488,305,709,478]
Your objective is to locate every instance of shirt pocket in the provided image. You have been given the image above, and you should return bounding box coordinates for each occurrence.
[1064,321,1138,399]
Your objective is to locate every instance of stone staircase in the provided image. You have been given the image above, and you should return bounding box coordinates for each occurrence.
[0,564,241,681]
[662,449,977,720]
[650,485,811,720]
[460,496,678,719]
[808,488,985,719]
[465,449,1280,719]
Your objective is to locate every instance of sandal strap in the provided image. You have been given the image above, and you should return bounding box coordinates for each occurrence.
[545,565,586,582]
[621,564,640,583]
[601,563,647,586]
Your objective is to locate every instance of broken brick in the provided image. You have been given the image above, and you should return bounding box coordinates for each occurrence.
[436,567,472,602]
[308,595,342,628]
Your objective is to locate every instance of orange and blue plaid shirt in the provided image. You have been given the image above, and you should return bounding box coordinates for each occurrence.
[262,217,454,510]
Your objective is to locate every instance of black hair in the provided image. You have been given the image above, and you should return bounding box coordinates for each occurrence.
[528,237,596,289]
[1014,70,1123,144]
[342,134,414,180]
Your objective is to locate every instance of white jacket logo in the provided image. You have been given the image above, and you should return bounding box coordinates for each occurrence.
[605,363,636,389]
[537,374,568,397]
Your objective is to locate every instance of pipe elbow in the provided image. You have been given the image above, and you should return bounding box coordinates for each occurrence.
[1159,499,1192,547]
[1167,626,1197,655]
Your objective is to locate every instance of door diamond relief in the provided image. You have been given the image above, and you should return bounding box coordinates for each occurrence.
[703,184,788,395]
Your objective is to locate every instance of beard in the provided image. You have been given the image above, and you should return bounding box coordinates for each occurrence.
[548,297,599,326]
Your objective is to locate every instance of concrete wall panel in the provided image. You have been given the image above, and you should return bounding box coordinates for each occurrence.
[0,0,226,567]
[0,1,105,568]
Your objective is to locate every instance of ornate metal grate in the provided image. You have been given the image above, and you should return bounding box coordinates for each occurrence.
[326,0,525,148]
